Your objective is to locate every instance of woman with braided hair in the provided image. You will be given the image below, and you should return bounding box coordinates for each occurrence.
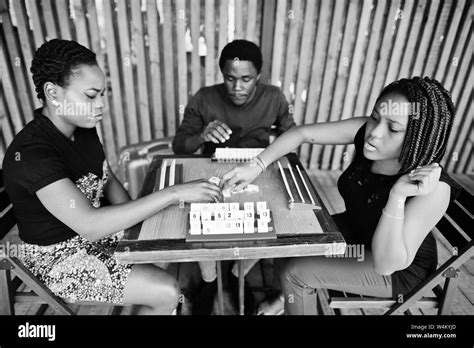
[3,39,223,314]
[222,76,461,314]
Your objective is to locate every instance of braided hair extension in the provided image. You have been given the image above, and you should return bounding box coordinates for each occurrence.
[30,39,97,101]
[376,77,455,174]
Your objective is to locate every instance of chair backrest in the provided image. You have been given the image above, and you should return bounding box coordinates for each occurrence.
[0,169,16,239]
[117,137,175,199]
[434,179,473,255]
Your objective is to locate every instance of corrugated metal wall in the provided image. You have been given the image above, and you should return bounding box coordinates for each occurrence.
[1,0,472,173]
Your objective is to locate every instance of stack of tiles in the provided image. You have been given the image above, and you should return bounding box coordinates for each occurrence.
[213,148,265,163]
[189,201,271,235]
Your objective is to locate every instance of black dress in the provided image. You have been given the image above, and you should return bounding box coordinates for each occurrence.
[335,123,460,299]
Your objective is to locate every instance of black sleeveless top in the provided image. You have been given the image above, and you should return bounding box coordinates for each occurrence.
[336,123,460,298]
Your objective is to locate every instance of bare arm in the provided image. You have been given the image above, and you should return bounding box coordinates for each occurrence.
[258,117,369,168]
[371,164,450,275]
[104,165,131,204]
[222,117,369,190]
[36,178,222,242]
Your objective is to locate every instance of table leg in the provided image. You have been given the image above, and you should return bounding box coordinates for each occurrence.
[0,269,14,315]
[238,260,244,315]
[216,261,224,315]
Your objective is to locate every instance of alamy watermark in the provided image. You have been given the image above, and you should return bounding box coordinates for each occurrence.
[379,100,421,120]
[18,322,55,341]
[325,242,365,262]
[54,100,102,118]
[0,241,26,259]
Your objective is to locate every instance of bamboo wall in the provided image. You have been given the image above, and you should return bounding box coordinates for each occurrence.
[1,0,472,174]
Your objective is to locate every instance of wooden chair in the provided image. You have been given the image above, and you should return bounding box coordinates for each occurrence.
[0,170,124,315]
[328,176,473,315]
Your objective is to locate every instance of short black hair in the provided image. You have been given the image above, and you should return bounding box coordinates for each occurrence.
[30,39,97,101]
[218,40,263,73]
[377,76,455,174]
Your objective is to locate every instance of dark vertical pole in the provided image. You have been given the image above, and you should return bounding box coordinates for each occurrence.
[238,260,245,315]
[216,261,225,315]
[260,0,276,84]
[0,268,14,315]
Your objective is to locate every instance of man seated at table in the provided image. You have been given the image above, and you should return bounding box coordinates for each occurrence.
[172,39,295,315]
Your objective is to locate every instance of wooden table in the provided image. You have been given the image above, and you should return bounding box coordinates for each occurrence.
[115,153,346,315]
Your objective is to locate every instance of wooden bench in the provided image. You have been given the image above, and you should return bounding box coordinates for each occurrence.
[328,174,473,315]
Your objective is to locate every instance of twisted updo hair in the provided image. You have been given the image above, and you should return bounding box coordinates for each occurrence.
[376,77,455,174]
[30,39,97,101]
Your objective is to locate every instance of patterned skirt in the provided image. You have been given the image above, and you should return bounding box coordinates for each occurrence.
[18,232,132,304]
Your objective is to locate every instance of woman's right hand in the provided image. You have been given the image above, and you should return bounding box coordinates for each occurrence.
[221,163,262,192]
[168,179,223,203]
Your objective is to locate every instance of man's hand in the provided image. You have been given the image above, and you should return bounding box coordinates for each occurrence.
[200,120,232,143]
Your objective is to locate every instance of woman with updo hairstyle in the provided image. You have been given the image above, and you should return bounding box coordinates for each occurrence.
[3,39,223,314]
[222,76,461,315]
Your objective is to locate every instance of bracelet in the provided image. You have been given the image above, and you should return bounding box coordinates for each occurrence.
[250,158,264,173]
[382,209,404,219]
[253,157,265,173]
[253,156,266,172]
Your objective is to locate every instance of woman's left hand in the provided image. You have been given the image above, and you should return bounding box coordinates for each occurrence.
[392,163,442,198]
